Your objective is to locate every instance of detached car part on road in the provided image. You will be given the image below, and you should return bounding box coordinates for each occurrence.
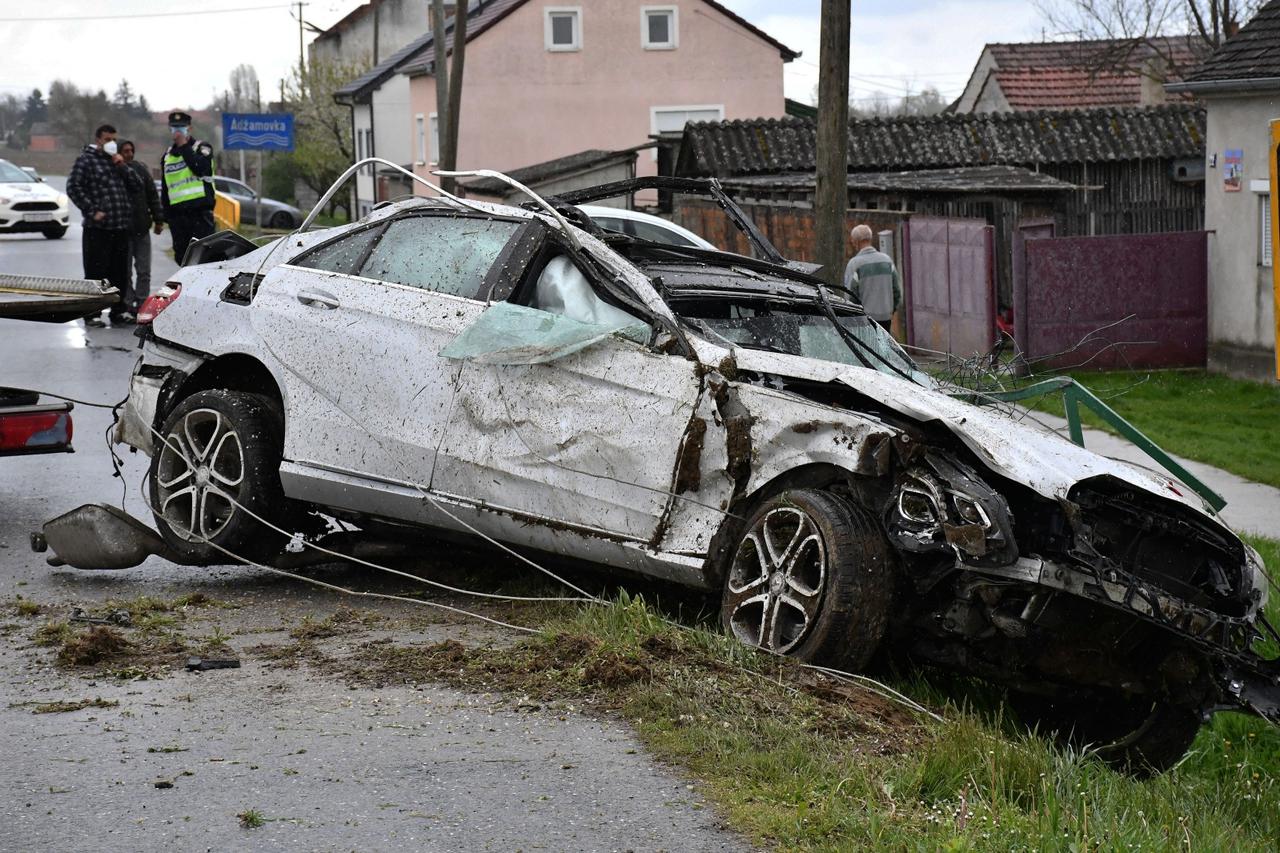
[93,170,1278,775]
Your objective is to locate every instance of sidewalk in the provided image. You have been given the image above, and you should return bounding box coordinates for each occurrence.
[1025,411,1280,539]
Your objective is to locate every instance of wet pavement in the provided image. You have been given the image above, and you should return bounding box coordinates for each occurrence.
[0,195,746,852]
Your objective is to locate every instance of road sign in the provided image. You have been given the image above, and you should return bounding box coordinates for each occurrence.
[221,113,295,152]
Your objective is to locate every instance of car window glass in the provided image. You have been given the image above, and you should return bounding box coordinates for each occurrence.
[591,216,626,236]
[0,160,35,182]
[358,215,521,299]
[292,226,384,275]
[630,219,697,248]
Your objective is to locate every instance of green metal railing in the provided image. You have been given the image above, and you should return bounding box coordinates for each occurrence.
[954,376,1226,512]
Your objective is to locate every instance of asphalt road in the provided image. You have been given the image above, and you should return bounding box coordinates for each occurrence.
[0,188,745,852]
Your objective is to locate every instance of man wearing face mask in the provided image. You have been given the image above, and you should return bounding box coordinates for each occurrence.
[160,110,216,263]
[66,123,142,326]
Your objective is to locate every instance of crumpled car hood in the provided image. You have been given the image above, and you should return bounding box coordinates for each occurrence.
[731,348,1223,524]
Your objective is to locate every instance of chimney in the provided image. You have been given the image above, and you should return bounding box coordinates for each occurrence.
[1225,20,1240,39]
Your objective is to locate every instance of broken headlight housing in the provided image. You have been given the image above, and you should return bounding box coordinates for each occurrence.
[886,451,1018,567]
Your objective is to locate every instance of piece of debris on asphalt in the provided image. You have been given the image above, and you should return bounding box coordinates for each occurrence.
[153,779,174,789]
[70,606,132,627]
[186,656,241,671]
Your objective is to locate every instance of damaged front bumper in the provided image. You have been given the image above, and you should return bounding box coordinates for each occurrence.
[964,554,1280,724]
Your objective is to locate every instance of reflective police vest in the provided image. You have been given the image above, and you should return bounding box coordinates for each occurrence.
[163,151,206,207]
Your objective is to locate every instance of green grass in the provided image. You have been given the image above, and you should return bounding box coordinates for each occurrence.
[1023,370,1280,489]
[311,538,1280,851]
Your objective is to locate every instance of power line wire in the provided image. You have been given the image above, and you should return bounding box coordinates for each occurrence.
[0,4,289,22]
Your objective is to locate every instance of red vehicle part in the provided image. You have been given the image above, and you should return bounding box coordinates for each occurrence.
[136,284,181,325]
[0,402,74,455]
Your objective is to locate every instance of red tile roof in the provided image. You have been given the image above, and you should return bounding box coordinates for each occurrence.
[966,36,1208,111]
[988,36,1205,72]
[993,68,1140,109]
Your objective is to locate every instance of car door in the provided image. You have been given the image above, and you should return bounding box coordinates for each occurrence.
[432,250,704,544]
[250,211,528,507]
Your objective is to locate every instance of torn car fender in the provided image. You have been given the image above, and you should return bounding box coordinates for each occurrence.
[653,372,901,557]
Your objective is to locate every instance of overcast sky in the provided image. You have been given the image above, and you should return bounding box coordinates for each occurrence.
[0,0,1045,120]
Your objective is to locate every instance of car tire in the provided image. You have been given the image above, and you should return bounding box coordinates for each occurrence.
[720,488,893,669]
[43,226,67,239]
[269,211,294,229]
[1010,691,1202,776]
[148,389,292,565]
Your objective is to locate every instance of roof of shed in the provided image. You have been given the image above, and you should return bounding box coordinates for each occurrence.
[720,165,1079,195]
[463,148,638,195]
[1184,0,1280,84]
[676,104,1205,177]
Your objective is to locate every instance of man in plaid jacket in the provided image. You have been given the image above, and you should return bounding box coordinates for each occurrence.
[66,123,142,326]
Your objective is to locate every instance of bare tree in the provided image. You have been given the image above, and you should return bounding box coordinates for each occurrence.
[228,64,261,111]
[1035,1,1260,78]
[285,58,370,219]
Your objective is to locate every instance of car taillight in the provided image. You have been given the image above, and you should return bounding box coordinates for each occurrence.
[0,410,72,452]
[137,283,181,324]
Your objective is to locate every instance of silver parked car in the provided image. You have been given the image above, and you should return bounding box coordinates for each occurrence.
[212,176,303,229]
[111,174,1277,775]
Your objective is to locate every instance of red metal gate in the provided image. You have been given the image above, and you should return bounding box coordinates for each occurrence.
[903,217,995,358]
[1015,231,1208,370]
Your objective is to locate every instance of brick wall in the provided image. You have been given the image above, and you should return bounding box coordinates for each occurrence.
[674,198,909,265]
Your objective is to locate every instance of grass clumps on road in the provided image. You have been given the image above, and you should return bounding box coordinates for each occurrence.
[32,697,118,714]
[1027,370,1280,488]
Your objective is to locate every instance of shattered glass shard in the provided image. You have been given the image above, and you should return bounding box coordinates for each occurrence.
[439,301,648,365]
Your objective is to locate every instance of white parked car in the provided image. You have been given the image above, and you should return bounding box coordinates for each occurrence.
[0,159,69,239]
[112,174,1277,775]
[579,204,715,250]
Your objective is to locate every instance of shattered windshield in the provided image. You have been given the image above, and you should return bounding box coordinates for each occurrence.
[674,295,930,386]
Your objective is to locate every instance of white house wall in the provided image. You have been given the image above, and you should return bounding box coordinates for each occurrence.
[1202,93,1278,378]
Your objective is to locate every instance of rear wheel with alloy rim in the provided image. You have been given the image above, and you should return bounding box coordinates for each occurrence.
[149,389,290,564]
[720,488,894,669]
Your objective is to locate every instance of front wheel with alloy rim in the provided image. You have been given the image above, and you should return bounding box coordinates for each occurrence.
[149,389,291,565]
[1009,691,1203,776]
[720,488,894,669]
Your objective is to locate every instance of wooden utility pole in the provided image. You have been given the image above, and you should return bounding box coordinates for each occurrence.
[814,0,851,287]
[431,0,450,186]
[443,2,467,195]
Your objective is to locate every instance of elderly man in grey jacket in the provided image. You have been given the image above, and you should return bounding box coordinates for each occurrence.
[843,224,902,332]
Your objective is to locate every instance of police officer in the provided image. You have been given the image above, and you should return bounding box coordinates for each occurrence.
[160,110,216,262]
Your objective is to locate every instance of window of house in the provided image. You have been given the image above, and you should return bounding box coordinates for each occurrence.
[415,114,426,165]
[642,6,677,49]
[429,113,440,164]
[1263,194,1273,268]
[545,7,581,51]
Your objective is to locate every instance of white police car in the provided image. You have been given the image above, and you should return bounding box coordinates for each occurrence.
[0,158,70,239]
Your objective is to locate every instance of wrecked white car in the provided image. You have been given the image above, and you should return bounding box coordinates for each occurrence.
[88,174,1276,774]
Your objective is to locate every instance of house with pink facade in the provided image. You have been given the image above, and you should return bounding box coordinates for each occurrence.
[333,0,795,215]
